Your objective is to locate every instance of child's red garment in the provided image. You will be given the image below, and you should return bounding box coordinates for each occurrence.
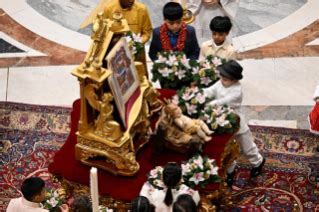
[309,102,319,134]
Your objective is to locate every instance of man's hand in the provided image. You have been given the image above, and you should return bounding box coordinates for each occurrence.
[59,204,69,212]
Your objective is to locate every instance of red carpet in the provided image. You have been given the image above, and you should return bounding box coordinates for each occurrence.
[1,100,319,211]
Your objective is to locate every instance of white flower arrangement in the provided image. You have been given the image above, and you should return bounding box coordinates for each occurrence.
[42,189,65,210]
[192,55,226,88]
[182,154,220,189]
[147,154,220,190]
[173,86,207,119]
[200,104,240,134]
[147,166,166,190]
[202,55,224,68]
[151,51,200,89]
[125,32,143,56]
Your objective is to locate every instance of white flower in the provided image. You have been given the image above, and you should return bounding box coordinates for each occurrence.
[213,107,223,116]
[189,172,205,185]
[202,62,211,69]
[181,163,192,175]
[181,55,190,69]
[190,86,199,93]
[186,103,197,115]
[53,190,59,198]
[47,197,59,207]
[182,91,194,101]
[132,47,137,54]
[132,33,142,43]
[203,114,211,123]
[167,55,178,66]
[210,166,219,176]
[212,57,222,66]
[156,55,167,63]
[200,77,212,86]
[150,166,162,177]
[195,93,206,104]
[125,36,132,44]
[175,69,186,80]
[158,67,172,77]
[216,115,230,127]
[193,156,204,169]
[227,108,234,113]
[192,66,199,74]
[208,158,216,165]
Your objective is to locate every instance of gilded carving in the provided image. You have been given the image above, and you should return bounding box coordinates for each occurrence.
[72,11,155,174]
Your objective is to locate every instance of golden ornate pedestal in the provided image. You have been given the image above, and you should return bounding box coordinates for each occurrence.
[72,12,162,176]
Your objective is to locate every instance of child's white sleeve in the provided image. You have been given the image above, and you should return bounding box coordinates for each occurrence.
[314,84,319,100]
[209,86,242,107]
[203,83,217,99]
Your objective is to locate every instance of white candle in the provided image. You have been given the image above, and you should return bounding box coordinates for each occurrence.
[90,167,99,212]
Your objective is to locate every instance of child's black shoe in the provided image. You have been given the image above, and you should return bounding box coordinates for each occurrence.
[226,171,235,187]
[250,158,266,178]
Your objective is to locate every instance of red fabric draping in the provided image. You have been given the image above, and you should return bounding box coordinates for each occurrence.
[48,89,233,201]
[309,102,319,133]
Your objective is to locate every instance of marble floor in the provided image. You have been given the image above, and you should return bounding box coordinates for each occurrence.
[0,0,319,130]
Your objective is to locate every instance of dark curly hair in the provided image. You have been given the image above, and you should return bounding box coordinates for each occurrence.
[70,196,92,212]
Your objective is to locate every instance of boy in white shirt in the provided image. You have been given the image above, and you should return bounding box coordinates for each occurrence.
[199,16,236,61]
[6,177,48,212]
[203,60,265,186]
[6,177,68,212]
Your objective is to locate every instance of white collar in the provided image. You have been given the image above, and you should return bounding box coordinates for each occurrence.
[209,39,229,49]
[21,197,42,208]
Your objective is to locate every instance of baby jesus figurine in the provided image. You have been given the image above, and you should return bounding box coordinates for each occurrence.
[165,103,213,142]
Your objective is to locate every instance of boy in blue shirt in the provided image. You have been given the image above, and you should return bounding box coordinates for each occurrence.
[149,2,200,61]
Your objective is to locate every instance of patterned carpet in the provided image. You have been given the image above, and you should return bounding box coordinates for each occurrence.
[0,102,319,211]
[0,102,70,211]
[232,126,319,211]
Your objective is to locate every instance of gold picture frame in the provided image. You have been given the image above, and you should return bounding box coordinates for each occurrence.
[106,37,140,128]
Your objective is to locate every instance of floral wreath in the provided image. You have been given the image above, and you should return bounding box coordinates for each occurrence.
[192,55,226,88]
[151,51,198,89]
[160,22,187,52]
[199,104,240,134]
[147,154,220,190]
[41,188,66,210]
[172,86,207,119]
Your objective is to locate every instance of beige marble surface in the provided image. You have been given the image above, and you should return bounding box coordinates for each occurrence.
[248,119,298,129]
[233,0,319,52]
[307,38,319,46]
[0,68,8,101]
[0,0,90,52]
[6,65,79,106]
[2,0,318,54]
[241,57,319,106]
